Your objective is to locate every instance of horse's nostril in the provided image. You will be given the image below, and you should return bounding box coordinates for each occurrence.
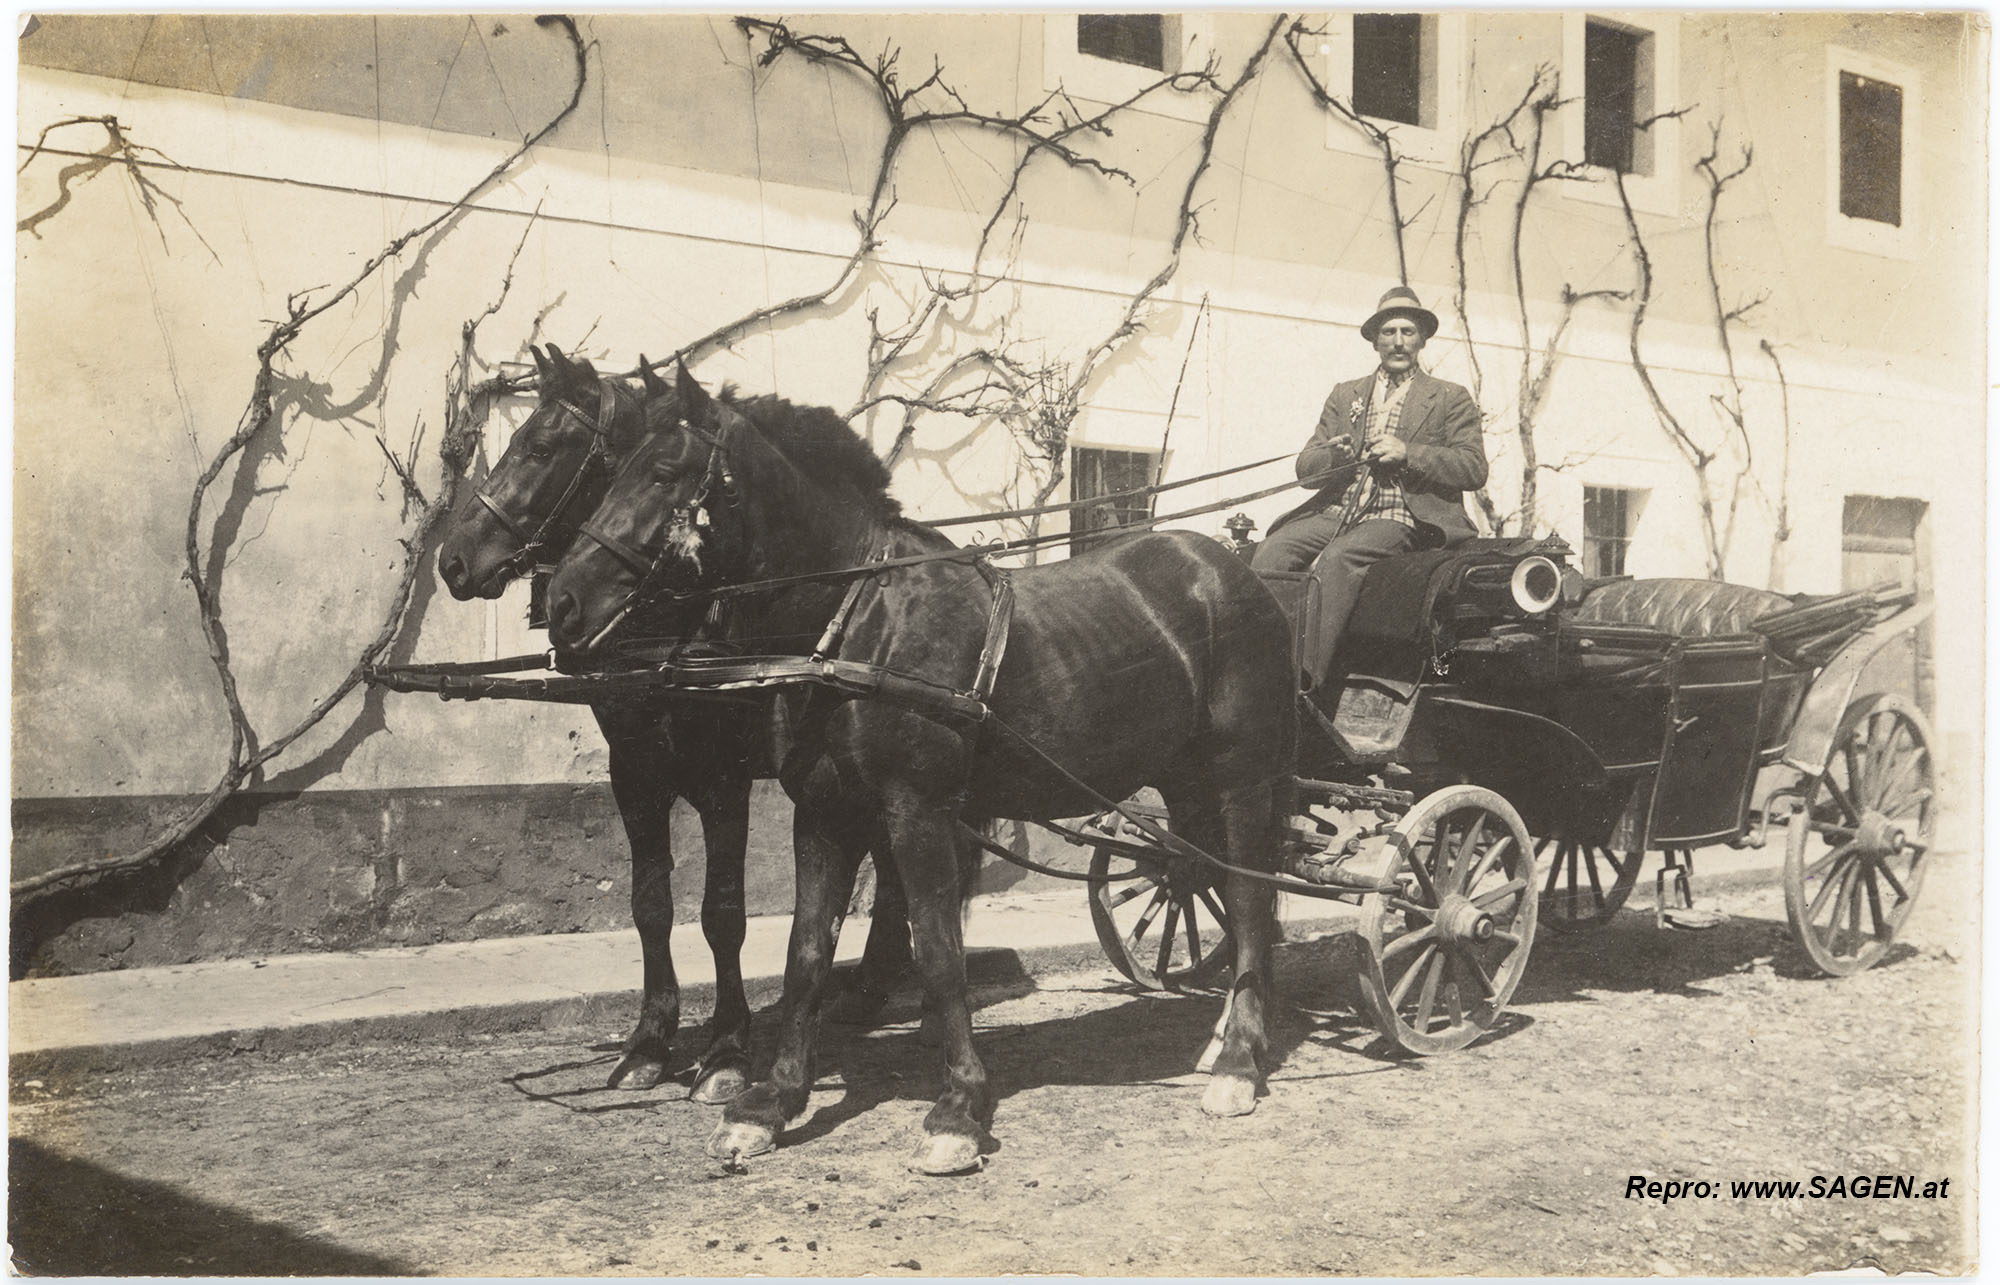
[439,553,465,587]
[549,591,581,641]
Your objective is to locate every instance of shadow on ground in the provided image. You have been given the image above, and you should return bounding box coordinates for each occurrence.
[9,1138,420,1276]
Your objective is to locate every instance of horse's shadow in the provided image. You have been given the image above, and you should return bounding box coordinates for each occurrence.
[504,949,1329,1132]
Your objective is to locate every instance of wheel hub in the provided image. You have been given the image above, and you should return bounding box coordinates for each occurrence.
[1854,810,1906,857]
[1437,895,1495,944]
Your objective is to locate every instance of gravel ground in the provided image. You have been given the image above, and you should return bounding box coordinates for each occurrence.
[9,856,1977,1277]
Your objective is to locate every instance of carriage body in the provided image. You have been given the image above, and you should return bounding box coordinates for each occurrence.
[1241,535,1936,985]
[1273,544,1850,856]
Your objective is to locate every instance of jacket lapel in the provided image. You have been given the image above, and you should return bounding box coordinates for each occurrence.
[1396,370,1437,441]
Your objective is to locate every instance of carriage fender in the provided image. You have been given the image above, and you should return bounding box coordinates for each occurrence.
[1423,694,1609,789]
[1781,600,1935,774]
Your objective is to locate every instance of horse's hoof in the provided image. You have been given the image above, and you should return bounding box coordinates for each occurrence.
[1200,1074,1259,1118]
[689,1064,750,1105]
[906,1133,984,1176]
[707,1120,777,1164]
[608,1054,669,1091]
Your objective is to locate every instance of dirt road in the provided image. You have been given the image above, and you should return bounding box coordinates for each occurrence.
[10,861,1976,1277]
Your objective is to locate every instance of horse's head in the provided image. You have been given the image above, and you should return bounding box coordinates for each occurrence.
[545,364,740,653]
[436,344,661,600]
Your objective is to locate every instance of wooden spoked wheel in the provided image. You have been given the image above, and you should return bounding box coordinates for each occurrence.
[1356,786,1538,1054]
[1536,837,1644,932]
[1784,694,1936,977]
[1087,845,1235,991]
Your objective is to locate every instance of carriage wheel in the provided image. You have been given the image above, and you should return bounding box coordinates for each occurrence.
[1784,694,1936,977]
[1356,786,1538,1055]
[1087,845,1234,991]
[1536,837,1644,932]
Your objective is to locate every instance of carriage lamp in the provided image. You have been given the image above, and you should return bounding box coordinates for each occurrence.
[1509,556,1563,615]
[1223,512,1258,557]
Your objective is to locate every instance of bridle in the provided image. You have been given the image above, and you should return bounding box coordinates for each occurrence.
[472,377,626,579]
[569,400,740,653]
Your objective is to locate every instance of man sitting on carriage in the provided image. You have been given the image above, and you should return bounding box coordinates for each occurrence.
[1252,285,1488,691]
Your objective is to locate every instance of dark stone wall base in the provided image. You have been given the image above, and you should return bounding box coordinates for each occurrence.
[11,783,1053,979]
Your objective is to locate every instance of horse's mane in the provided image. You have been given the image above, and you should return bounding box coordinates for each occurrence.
[720,387,903,518]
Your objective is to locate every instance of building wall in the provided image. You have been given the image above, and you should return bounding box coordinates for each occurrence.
[14,12,1984,972]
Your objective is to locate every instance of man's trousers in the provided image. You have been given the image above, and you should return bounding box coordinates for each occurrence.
[1250,515,1419,686]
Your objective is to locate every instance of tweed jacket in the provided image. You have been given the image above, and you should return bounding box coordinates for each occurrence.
[1271,368,1487,545]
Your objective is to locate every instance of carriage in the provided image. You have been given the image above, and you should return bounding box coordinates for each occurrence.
[1056,535,1935,1053]
[378,428,1936,1061]
[373,353,1937,1166]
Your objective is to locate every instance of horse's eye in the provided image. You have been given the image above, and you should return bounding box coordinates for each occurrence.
[526,442,553,460]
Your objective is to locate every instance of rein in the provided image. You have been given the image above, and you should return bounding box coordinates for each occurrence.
[923,451,1292,528]
[629,459,1339,612]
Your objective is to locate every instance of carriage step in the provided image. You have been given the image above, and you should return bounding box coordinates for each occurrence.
[1659,906,1730,931]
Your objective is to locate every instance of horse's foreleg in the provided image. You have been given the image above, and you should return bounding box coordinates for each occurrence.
[890,803,992,1176]
[709,807,863,1164]
[604,730,680,1091]
[688,770,753,1105]
[1202,785,1277,1118]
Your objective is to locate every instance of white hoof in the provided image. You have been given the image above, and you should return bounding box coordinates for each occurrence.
[906,1133,984,1176]
[707,1120,777,1164]
[689,1064,750,1105]
[1200,1074,1259,1118]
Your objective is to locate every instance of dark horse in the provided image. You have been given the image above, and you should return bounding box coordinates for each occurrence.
[545,366,1296,1174]
[436,345,914,1101]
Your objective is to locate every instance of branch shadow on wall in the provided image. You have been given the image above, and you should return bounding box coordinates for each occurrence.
[9,1138,419,1276]
[13,212,488,975]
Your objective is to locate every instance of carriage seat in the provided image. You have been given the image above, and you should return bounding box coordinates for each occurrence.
[1570,577,1792,638]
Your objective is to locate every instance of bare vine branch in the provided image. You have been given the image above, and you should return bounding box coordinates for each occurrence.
[637,17,1210,379]
[17,114,218,261]
[1283,20,1411,283]
[13,19,586,901]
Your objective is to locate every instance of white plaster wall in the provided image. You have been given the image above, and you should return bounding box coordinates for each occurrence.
[16,19,1983,807]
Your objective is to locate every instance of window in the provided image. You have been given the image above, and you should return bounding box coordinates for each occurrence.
[1069,447,1157,555]
[1558,14,1680,216]
[1044,13,1215,125]
[1320,14,1465,165]
[1352,14,1425,127]
[1582,486,1642,579]
[1077,15,1164,71]
[1827,47,1920,258]
[1583,20,1649,174]
[1841,496,1932,710]
[1839,72,1903,225]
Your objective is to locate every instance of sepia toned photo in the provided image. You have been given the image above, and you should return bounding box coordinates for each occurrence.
[11,10,1983,1275]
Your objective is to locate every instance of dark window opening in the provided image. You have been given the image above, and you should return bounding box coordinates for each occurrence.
[1584,20,1645,174]
[1582,486,1637,579]
[1352,14,1424,127]
[1069,447,1158,555]
[1077,15,1165,71]
[1839,71,1903,227]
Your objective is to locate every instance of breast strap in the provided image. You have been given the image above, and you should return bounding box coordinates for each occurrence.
[808,542,1017,706]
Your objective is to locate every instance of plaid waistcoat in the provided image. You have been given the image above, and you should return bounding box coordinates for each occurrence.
[1333,369,1417,535]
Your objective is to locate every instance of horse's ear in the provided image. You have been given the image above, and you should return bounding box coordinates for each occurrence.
[675,359,711,420]
[638,357,670,398]
[541,343,595,398]
[530,343,553,385]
